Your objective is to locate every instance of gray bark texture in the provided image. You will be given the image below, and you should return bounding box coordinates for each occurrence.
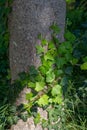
[9,0,66,81]
[9,0,66,129]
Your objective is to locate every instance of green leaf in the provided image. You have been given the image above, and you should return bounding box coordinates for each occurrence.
[48,49,57,56]
[35,82,45,92]
[53,95,63,104]
[65,66,73,75]
[56,57,66,68]
[58,41,73,54]
[66,0,75,3]
[52,36,59,45]
[18,72,27,80]
[29,66,38,76]
[13,116,19,124]
[41,59,53,71]
[7,116,14,125]
[58,44,66,54]
[20,113,28,122]
[54,69,63,77]
[38,34,42,40]
[50,24,60,34]
[37,94,49,106]
[51,84,62,96]
[41,39,48,45]
[42,119,48,128]
[28,82,35,88]
[65,31,76,42]
[61,76,69,86]
[36,45,44,54]
[83,56,87,62]
[57,69,63,75]
[9,105,16,113]
[71,58,78,65]
[0,124,4,130]
[44,52,54,61]
[24,102,33,113]
[65,41,72,51]
[46,70,55,83]
[80,62,87,70]
[39,66,47,75]
[65,53,72,61]
[36,74,45,82]
[26,92,34,100]
[48,41,55,49]
[34,113,41,125]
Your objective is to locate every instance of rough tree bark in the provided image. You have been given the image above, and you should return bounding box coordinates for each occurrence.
[9,0,66,129]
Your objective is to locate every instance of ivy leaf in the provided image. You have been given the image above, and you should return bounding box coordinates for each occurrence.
[18,72,27,80]
[54,69,63,77]
[20,113,28,122]
[24,102,33,113]
[29,66,38,82]
[28,82,35,88]
[65,53,72,62]
[39,66,47,75]
[29,66,38,76]
[42,119,48,128]
[44,52,54,61]
[83,56,87,62]
[41,39,48,45]
[58,41,72,54]
[48,41,55,49]
[60,76,69,86]
[36,45,44,54]
[35,82,45,92]
[42,59,53,71]
[36,74,45,82]
[7,116,14,125]
[65,66,73,75]
[37,95,49,106]
[58,44,66,54]
[51,84,62,96]
[0,124,4,130]
[64,31,76,42]
[38,33,42,40]
[52,36,59,45]
[26,92,34,100]
[56,57,66,68]
[34,113,41,125]
[46,70,55,83]
[9,106,17,113]
[71,58,78,65]
[66,0,74,3]
[47,60,54,68]
[65,41,73,52]
[80,62,87,70]
[53,95,63,104]
[13,116,19,124]
[48,49,56,56]
[50,24,60,34]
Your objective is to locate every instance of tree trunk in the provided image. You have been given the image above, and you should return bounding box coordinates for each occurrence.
[9,0,66,129]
